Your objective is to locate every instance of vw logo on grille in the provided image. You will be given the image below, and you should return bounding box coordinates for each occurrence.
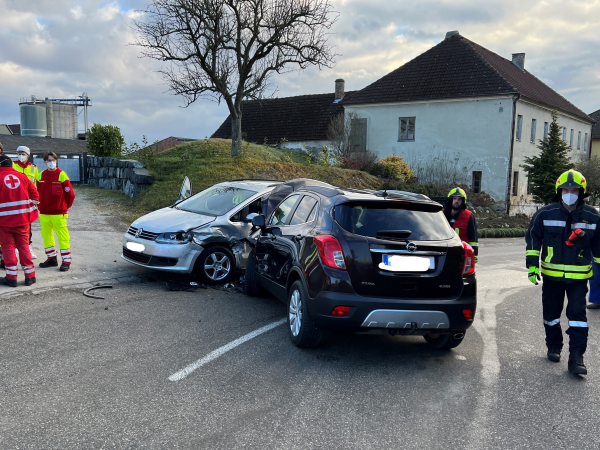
[135,228,143,238]
[406,242,417,252]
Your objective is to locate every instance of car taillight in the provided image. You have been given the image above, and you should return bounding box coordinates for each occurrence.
[462,242,475,275]
[314,235,347,270]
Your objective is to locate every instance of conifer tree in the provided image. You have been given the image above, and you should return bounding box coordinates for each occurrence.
[522,110,573,204]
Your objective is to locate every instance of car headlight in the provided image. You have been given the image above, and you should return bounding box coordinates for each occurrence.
[155,232,192,244]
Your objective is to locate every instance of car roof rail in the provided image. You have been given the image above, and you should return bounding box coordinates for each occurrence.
[299,185,344,197]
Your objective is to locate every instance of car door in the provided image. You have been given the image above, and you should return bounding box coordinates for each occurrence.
[265,194,320,296]
[255,194,302,298]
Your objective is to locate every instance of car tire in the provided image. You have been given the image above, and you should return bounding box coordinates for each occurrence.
[424,331,466,349]
[288,280,323,348]
[196,246,235,285]
[244,251,262,296]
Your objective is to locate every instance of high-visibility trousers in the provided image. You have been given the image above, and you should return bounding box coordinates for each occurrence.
[40,214,71,265]
[0,225,35,280]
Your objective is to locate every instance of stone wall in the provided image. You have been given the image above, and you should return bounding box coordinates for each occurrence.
[87,157,153,198]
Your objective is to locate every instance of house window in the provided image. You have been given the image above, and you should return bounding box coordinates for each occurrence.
[585,133,589,151]
[512,171,519,196]
[516,115,523,141]
[578,131,581,150]
[543,122,549,141]
[530,119,537,143]
[570,129,574,147]
[563,127,567,141]
[349,118,367,153]
[398,117,416,141]
[472,171,482,194]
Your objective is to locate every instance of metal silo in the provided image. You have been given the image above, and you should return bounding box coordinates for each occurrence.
[20,97,48,137]
[51,102,78,139]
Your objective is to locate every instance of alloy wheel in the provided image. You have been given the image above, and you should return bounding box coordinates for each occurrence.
[203,252,231,281]
[289,289,302,337]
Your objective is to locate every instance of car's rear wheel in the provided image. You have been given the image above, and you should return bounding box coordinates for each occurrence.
[424,331,466,349]
[244,251,262,296]
[288,280,322,348]
[196,246,235,285]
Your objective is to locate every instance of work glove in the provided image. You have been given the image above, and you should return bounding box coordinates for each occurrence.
[475,256,478,264]
[528,266,541,285]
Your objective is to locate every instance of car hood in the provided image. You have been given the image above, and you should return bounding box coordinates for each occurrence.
[131,207,216,232]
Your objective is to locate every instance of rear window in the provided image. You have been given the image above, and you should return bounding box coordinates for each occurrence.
[334,202,454,241]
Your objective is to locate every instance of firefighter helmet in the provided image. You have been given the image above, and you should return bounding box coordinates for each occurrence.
[555,169,587,193]
[447,187,467,202]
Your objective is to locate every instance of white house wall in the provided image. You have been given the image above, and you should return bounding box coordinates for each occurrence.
[510,99,593,215]
[345,96,514,203]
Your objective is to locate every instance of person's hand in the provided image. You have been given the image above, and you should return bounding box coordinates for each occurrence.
[528,266,541,285]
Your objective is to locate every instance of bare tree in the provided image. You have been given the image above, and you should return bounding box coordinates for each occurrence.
[326,110,356,158]
[134,0,337,156]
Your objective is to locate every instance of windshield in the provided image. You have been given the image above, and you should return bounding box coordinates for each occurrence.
[177,186,257,216]
[334,202,455,241]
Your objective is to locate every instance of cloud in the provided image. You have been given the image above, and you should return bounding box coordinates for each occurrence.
[0,0,598,147]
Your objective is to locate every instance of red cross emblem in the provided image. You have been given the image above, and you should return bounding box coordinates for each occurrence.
[4,174,20,189]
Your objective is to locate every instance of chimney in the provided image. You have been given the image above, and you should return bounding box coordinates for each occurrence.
[335,79,345,100]
[445,30,459,39]
[512,53,525,70]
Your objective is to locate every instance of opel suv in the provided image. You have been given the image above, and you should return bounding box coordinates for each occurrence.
[244,186,477,348]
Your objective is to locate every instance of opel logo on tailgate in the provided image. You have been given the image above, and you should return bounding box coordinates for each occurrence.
[135,228,143,238]
[406,242,417,252]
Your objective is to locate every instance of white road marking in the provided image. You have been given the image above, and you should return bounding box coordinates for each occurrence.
[168,318,287,382]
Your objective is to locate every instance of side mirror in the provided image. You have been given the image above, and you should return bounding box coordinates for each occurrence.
[252,214,266,228]
[245,213,258,223]
[177,176,192,203]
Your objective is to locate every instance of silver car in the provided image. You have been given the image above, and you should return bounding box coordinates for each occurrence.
[122,179,281,284]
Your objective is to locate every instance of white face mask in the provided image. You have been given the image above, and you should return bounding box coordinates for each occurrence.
[47,161,57,170]
[18,154,28,163]
[562,193,578,206]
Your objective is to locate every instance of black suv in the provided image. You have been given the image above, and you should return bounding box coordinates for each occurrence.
[244,185,476,349]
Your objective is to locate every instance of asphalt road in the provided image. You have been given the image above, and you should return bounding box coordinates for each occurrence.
[3,236,600,449]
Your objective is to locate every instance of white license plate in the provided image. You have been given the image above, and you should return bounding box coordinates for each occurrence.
[379,254,434,272]
[126,241,145,253]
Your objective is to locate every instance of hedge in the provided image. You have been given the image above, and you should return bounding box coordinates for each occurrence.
[479,228,528,238]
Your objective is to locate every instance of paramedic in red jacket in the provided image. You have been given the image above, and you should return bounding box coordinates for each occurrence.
[444,187,479,261]
[0,155,39,287]
[36,151,75,271]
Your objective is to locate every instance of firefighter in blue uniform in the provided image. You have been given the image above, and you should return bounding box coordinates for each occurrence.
[526,169,600,375]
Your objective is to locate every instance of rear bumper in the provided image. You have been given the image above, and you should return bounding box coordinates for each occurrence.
[308,290,476,332]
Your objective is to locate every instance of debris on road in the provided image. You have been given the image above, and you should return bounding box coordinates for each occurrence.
[83,285,113,299]
[165,280,207,292]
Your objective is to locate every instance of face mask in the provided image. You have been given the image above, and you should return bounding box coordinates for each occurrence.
[18,154,28,163]
[47,161,57,170]
[562,193,578,206]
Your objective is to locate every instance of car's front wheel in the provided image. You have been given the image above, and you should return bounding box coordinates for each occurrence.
[196,246,235,285]
[288,280,322,348]
[424,331,466,349]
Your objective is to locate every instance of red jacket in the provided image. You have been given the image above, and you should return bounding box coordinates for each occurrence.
[0,166,40,227]
[36,168,75,215]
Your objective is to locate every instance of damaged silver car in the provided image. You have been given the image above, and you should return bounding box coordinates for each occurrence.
[122,178,281,284]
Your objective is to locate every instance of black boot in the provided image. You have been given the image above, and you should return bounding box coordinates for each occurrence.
[39,258,58,268]
[0,262,4,270]
[547,346,561,363]
[25,277,36,286]
[568,353,587,375]
[0,277,17,288]
[59,263,70,272]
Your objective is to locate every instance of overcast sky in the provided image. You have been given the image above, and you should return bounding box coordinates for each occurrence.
[0,0,598,145]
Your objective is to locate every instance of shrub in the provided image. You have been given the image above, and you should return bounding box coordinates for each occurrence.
[87,123,125,157]
[370,155,414,181]
[342,150,378,172]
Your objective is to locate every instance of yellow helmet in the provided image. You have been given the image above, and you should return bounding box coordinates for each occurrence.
[555,169,587,193]
[448,187,467,202]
